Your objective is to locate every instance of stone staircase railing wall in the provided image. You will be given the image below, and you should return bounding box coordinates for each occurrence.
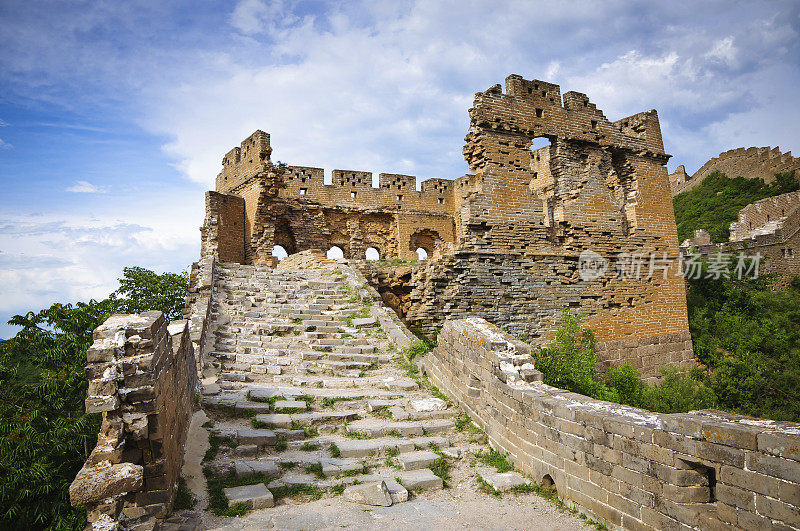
[69,311,198,527]
[422,317,800,530]
[185,255,219,371]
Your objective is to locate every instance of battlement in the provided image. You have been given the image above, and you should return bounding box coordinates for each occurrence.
[468,74,668,158]
[217,130,272,192]
[280,165,453,214]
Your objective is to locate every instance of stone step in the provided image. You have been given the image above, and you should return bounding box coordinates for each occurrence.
[397,450,440,471]
[314,359,373,371]
[247,386,400,400]
[237,428,278,446]
[344,419,455,438]
[234,459,281,479]
[203,396,271,413]
[253,410,360,429]
[336,435,450,458]
[223,483,274,509]
[302,352,391,364]
[395,469,444,491]
[272,457,365,478]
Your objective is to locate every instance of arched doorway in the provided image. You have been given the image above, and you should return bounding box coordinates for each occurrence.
[272,245,288,261]
[327,246,344,260]
[365,247,380,261]
[415,247,429,260]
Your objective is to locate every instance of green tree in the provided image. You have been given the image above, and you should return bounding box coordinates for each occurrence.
[0,266,188,529]
[111,266,189,320]
[0,301,110,530]
[686,267,800,421]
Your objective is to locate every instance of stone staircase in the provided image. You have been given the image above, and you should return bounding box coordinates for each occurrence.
[197,262,470,515]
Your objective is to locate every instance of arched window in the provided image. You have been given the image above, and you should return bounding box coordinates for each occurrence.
[327,246,344,260]
[365,247,380,261]
[415,247,429,260]
[272,245,288,261]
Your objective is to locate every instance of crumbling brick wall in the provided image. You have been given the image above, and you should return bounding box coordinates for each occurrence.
[70,312,197,527]
[402,75,691,377]
[424,317,800,530]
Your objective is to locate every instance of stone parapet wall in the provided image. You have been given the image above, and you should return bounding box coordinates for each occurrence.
[730,190,800,241]
[70,312,198,527]
[423,317,800,530]
[184,255,218,371]
[672,146,800,196]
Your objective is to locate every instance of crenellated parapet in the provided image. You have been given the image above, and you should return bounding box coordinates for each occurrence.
[465,74,668,161]
[217,130,272,192]
[278,166,454,214]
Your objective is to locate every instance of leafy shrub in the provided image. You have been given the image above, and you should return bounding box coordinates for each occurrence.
[686,266,800,421]
[533,310,618,402]
[535,311,717,415]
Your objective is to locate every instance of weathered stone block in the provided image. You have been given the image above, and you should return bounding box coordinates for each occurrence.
[343,481,392,506]
[70,463,144,506]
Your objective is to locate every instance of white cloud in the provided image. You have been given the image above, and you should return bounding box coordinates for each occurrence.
[66,180,107,193]
[140,2,799,188]
[0,203,200,336]
[230,0,296,35]
[0,138,11,150]
[705,36,737,65]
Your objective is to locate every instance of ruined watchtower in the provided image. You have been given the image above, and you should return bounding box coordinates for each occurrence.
[200,74,693,378]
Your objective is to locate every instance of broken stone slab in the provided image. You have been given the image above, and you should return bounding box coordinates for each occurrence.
[441,447,462,459]
[397,468,443,491]
[398,450,440,471]
[273,399,308,411]
[483,471,530,492]
[237,428,277,446]
[343,481,392,506]
[410,397,448,412]
[202,383,221,396]
[351,317,377,328]
[223,483,274,509]
[382,477,409,504]
[389,406,409,420]
[69,462,143,506]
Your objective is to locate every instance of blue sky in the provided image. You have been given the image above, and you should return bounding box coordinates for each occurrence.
[1,0,799,337]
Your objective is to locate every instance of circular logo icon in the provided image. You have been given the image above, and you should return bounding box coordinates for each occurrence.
[579,250,608,281]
